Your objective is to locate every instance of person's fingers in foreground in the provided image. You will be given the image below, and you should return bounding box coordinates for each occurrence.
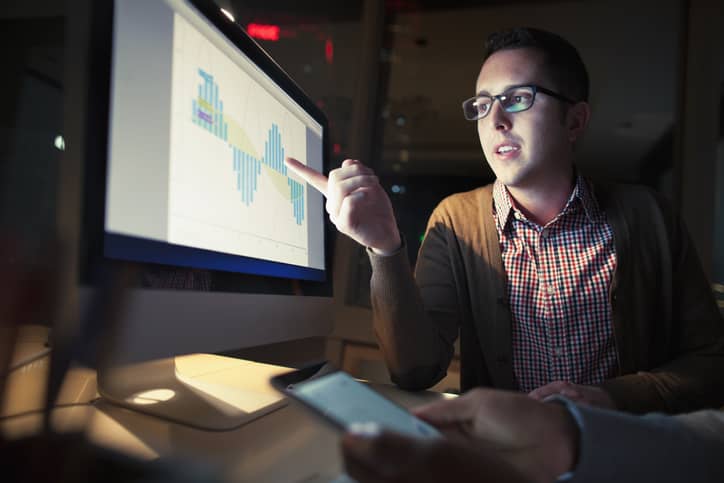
[413,387,493,424]
[341,426,530,483]
[412,388,580,482]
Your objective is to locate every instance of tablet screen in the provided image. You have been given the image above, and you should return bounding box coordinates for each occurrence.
[292,371,440,439]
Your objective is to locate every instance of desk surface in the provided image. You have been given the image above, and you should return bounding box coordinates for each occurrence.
[2,345,448,483]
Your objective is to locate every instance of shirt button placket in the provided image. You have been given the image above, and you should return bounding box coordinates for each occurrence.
[555,345,565,380]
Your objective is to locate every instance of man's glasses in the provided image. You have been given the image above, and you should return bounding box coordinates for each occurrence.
[461,84,576,121]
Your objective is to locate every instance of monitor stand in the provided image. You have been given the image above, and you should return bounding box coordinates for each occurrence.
[97,353,288,431]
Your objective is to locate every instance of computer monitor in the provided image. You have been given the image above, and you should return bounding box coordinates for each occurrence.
[77,0,333,430]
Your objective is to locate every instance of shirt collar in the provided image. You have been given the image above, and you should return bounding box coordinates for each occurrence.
[575,175,604,223]
[492,175,604,229]
[492,178,515,230]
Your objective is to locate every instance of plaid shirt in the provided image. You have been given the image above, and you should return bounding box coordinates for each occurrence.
[493,177,618,393]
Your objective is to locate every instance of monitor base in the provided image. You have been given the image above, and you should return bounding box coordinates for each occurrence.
[97,354,289,431]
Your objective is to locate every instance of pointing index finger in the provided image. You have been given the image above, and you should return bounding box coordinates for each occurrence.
[285,156,328,197]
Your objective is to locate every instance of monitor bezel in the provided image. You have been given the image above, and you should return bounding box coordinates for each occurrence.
[81,0,333,295]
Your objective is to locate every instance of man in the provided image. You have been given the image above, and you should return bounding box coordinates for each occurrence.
[340,388,724,483]
[285,27,724,413]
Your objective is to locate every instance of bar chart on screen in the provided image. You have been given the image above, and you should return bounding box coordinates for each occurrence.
[192,68,305,225]
[168,12,310,268]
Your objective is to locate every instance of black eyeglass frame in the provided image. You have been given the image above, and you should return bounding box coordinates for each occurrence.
[461,84,578,121]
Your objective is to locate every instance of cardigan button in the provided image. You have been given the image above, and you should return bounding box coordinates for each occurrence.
[496,355,509,364]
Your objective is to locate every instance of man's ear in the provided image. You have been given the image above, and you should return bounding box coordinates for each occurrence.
[566,101,591,143]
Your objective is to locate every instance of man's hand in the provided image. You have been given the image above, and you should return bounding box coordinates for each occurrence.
[341,424,529,483]
[285,157,401,254]
[341,388,580,483]
[529,381,616,409]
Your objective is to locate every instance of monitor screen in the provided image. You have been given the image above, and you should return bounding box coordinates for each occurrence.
[105,0,326,282]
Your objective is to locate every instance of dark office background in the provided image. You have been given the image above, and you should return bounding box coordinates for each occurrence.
[216,0,724,311]
[1,0,722,323]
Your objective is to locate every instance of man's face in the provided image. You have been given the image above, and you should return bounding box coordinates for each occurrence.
[476,48,574,188]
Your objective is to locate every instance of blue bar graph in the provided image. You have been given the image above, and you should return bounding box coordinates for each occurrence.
[192,68,229,141]
[227,125,303,224]
[192,68,304,225]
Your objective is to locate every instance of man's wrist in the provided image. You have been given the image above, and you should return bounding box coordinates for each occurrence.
[369,232,403,256]
[370,244,401,256]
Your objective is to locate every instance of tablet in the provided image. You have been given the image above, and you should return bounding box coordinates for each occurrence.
[270,362,440,439]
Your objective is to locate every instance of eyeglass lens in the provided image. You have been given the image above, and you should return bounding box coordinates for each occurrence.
[464,86,535,120]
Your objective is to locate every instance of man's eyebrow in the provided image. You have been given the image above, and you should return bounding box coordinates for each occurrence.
[476,83,530,97]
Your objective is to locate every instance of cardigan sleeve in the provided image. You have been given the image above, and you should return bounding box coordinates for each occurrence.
[368,205,461,390]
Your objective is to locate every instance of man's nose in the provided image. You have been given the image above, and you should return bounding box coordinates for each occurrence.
[488,100,511,131]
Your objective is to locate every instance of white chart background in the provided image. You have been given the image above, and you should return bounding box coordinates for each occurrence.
[168,13,311,268]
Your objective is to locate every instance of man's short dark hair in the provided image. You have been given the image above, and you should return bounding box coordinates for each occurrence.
[483,27,589,103]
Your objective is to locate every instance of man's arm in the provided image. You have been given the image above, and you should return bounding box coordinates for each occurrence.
[563,401,724,483]
[369,212,460,390]
[600,191,724,413]
[341,389,724,483]
[285,157,458,390]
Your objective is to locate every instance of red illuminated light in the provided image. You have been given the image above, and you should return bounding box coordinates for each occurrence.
[325,38,334,64]
[247,23,280,41]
